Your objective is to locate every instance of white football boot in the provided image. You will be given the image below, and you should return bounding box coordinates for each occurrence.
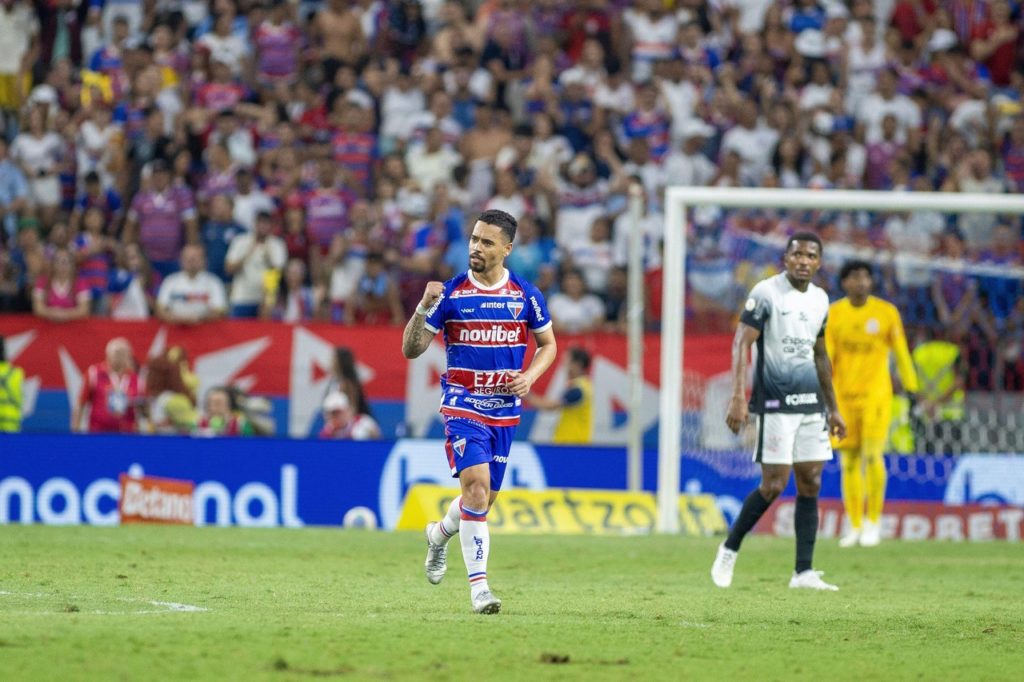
[859,520,881,547]
[711,543,738,588]
[424,523,448,585]
[471,589,502,614]
[838,528,861,548]
[789,570,839,591]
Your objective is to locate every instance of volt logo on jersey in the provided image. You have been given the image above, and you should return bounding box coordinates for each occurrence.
[453,438,467,458]
[508,301,524,318]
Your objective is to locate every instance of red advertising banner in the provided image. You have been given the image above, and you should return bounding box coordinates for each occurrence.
[0,316,730,394]
[0,315,732,438]
[762,499,1024,542]
[118,474,195,525]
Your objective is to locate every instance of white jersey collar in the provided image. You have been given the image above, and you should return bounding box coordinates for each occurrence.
[468,268,509,291]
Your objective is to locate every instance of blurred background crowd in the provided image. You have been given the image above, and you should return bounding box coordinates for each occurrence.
[0,0,1023,395]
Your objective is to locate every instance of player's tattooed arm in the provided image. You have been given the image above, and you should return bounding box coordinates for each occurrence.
[402,281,444,359]
[814,336,847,440]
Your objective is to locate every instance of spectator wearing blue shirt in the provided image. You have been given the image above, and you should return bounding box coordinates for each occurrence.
[71,171,123,234]
[0,138,28,243]
[789,0,826,34]
[201,194,245,282]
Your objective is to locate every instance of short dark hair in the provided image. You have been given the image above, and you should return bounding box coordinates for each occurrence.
[786,231,823,254]
[839,260,873,282]
[568,347,591,371]
[476,209,517,243]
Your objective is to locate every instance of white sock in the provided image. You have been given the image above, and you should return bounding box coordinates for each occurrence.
[429,496,461,546]
[458,502,490,596]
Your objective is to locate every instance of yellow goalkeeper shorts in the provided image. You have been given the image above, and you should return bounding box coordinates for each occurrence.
[833,395,892,451]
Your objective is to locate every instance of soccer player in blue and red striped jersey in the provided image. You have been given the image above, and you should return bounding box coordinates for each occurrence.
[402,209,557,614]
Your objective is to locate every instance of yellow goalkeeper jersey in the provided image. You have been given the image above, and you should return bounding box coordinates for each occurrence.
[826,296,919,403]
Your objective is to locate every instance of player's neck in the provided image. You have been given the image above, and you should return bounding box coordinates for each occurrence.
[470,267,507,289]
[849,295,869,307]
[785,274,809,292]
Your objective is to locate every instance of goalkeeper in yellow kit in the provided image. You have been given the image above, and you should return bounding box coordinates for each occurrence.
[826,261,918,547]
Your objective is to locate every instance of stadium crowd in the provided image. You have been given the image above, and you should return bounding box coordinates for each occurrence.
[0,0,1022,392]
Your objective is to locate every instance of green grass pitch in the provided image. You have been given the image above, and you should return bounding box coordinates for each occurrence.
[1,526,1021,680]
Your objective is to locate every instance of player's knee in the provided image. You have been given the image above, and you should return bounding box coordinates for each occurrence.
[795,471,823,495]
[462,480,490,510]
[759,479,786,501]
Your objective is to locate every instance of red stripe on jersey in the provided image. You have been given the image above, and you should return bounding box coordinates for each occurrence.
[445,368,515,391]
[445,320,528,347]
[440,407,520,427]
[444,438,457,474]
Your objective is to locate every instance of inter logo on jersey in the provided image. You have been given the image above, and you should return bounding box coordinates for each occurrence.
[508,301,524,319]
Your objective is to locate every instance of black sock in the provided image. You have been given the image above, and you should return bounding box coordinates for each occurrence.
[794,495,819,573]
[724,489,772,552]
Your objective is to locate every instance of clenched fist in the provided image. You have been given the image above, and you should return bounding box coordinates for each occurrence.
[419,281,444,311]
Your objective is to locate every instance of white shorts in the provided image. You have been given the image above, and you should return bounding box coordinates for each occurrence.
[753,412,833,465]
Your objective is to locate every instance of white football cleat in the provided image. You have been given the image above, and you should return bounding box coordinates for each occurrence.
[838,528,861,548]
[424,523,448,585]
[471,590,501,614]
[711,543,738,588]
[789,569,839,591]
[860,521,881,547]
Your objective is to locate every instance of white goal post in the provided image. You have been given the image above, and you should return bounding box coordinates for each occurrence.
[656,187,1024,534]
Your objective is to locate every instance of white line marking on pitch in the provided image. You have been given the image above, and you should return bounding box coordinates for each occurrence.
[0,591,209,614]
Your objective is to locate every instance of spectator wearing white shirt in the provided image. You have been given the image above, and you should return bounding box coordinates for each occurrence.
[549,268,605,335]
[406,125,462,194]
[657,59,699,143]
[664,119,717,188]
[11,107,63,226]
[484,169,530,219]
[197,12,250,77]
[856,68,922,148]
[156,244,227,325]
[231,168,274,232]
[565,217,615,295]
[224,211,287,318]
[380,67,427,145]
[612,193,664,271]
[540,154,613,251]
[719,99,780,186]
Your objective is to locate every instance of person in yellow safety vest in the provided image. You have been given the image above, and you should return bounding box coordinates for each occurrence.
[0,336,25,433]
[913,338,966,423]
[912,334,966,456]
[527,347,593,444]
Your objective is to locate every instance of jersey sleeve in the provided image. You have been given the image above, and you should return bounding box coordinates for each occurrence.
[818,310,828,339]
[525,283,553,333]
[422,281,450,335]
[888,304,920,393]
[738,281,772,331]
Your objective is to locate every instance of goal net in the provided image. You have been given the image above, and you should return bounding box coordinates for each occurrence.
[657,187,1024,533]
